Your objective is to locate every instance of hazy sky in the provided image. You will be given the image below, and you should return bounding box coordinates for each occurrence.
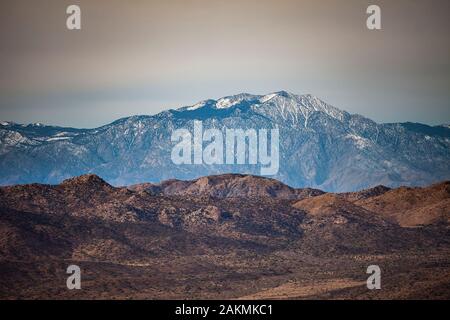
[0,0,449,128]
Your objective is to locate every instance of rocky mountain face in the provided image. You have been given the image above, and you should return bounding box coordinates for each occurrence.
[0,174,449,299]
[1,91,449,191]
[354,181,450,227]
[128,174,325,199]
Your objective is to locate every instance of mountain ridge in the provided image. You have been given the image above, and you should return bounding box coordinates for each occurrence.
[1,91,449,191]
[2,172,448,227]
[1,172,450,299]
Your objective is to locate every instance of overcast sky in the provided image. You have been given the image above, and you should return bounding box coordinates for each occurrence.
[0,0,449,128]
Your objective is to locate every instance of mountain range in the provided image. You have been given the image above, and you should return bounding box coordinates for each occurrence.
[1,91,449,191]
[0,173,449,299]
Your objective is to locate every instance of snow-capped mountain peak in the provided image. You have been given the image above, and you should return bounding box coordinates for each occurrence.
[238,91,349,127]
[182,93,260,111]
[185,99,216,111]
[1,91,449,191]
[215,93,259,109]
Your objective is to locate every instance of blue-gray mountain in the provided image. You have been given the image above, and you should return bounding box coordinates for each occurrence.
[1,91,449,192]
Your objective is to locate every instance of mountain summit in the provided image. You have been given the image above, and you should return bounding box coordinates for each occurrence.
[1,91,449,191]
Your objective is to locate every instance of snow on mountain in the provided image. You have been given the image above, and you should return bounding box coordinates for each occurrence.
[185,100,212,111]
[0,91,449,191]
[216,93,259,109]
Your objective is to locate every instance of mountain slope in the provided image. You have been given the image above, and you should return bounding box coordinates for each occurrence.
[1,174,450,299]
[354,181,450,226]
[1,91,449,191]
[129,173,324,199]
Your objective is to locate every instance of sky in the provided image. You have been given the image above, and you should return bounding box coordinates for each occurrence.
[0,0,449,128]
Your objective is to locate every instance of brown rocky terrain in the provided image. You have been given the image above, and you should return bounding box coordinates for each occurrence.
[354,181,450,227]
[128,174,324,199]
[0,174,449,299]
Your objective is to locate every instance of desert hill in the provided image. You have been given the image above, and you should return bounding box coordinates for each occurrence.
[0,174,449,299]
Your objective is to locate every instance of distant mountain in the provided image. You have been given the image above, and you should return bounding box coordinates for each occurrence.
[1,91,449,191]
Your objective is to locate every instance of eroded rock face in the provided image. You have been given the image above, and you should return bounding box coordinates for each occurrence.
[158,207,177,227]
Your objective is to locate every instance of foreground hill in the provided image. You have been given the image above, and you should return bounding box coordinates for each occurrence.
[354,181,450,226]
[0,174,449,299]
[1,91,449,191]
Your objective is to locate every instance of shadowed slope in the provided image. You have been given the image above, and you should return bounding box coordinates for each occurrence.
[354,181,450,226]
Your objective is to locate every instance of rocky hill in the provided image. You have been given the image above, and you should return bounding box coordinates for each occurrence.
[0,174,449,299]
